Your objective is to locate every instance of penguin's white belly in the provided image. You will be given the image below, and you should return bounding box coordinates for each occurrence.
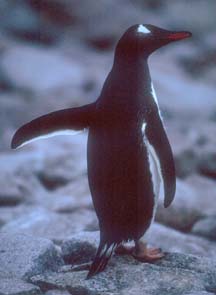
[147,146,161,221]
[142,121,161,224]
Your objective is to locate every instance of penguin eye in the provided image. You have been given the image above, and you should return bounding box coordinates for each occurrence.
[137,25,151,34]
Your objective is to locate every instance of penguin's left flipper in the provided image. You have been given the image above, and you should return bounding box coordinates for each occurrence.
[11,102,96,149]
[145,114,176,208]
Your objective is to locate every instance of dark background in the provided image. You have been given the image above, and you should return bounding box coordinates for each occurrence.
[0,0,216,257]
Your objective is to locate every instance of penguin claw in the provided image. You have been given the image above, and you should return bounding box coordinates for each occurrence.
[147,247,162,255]
[132,247,165,262]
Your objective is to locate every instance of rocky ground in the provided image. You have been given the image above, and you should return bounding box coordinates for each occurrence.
[0,0,216,294]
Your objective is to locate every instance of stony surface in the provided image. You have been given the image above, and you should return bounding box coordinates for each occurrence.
[61,231,99,264]
[184,292,215,295]
[0,278,41,295]
[0,208,98,244]
[147,223,216,258]
[156,179,202,232]
[192,216,216,241]
[0,172,25,206]
[1,45,89,93]
[36,149,87,191]
[30,253,216,295]
[61,227,216,265]
[45,291,71,295]
[0,233,63,279]
[156,175,216,232]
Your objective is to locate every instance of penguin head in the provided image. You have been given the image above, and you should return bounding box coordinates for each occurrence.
[115,24,192,59]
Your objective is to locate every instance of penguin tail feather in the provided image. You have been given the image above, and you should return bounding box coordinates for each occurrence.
[11,103,95,149]
[86,242,116,280]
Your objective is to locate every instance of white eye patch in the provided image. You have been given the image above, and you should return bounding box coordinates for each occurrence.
[137,25,151,34]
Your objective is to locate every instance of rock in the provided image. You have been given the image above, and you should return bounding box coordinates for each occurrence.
[0,93,33,140]
[185,175,216,217]
[146,223,216,258]
[0,64,12,91]
[168,120,216,178]
[150,53,216,116]
[0,208,98,244]
[0,162,45,206]
[53,0,148,50]
[156,175,216,232]
[192,216,216,241]
[1,45,88,92]
[45,290,71,295]
[30,253,216,295]
[36,149,87,191]
[61,231,99,265]
[27,0,76,26]
[0,0,56,45]
[175,149,198,178]
[0,171,25,206]
[198,152,216,180]
[34,180,92,214]
[0,233,63,280]
[63,224,216,262]
[156,179,202,231]
[0,205,37,226]
[51,178,93,213]
[0,278,41,295]
[184,292,214,295]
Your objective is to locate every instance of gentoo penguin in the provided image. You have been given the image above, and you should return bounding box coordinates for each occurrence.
[11,24,192,279]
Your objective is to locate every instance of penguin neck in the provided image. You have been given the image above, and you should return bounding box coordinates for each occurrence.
[101,55,152,104]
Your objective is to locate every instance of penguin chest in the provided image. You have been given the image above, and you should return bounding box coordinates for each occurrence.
[87,123,157,239]
[145,141,161,220]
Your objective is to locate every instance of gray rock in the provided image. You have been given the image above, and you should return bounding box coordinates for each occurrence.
[192,216,216,241]
[28,0,75,26]
[146,223,216,258]
[0,233,63,280]
[0,208,98,244]
[183,292,214,295]
[61,231,99,264]
[62,224,216,265]
[156,179,202,231]
[156,175,216,232]
[175,149,198,178]
[0,0,55,45]
[51,178,93,213]
[185,175,216,216]
[0,153,46,205]
[36,150,87,191]
[198,152,216,179]
[30,253,216,295]
[0,278,41,295]
[0,171,27,206]
[45,290,71,295]
[1,45,88,93]
[169,120,216,178]
[0,204,38,227]
[54,0,147,48]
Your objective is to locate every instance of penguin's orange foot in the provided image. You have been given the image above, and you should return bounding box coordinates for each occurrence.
[132,241,164,262]
[115,244,134,255]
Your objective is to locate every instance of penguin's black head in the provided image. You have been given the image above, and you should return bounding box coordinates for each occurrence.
[115,24,192,59]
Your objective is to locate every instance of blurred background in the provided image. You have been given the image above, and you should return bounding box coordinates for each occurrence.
[0,0,216,255]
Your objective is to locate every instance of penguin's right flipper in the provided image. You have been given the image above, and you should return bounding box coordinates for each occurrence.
[11,103,95,149]
[145,113,176,208]
[86,242,116,280]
